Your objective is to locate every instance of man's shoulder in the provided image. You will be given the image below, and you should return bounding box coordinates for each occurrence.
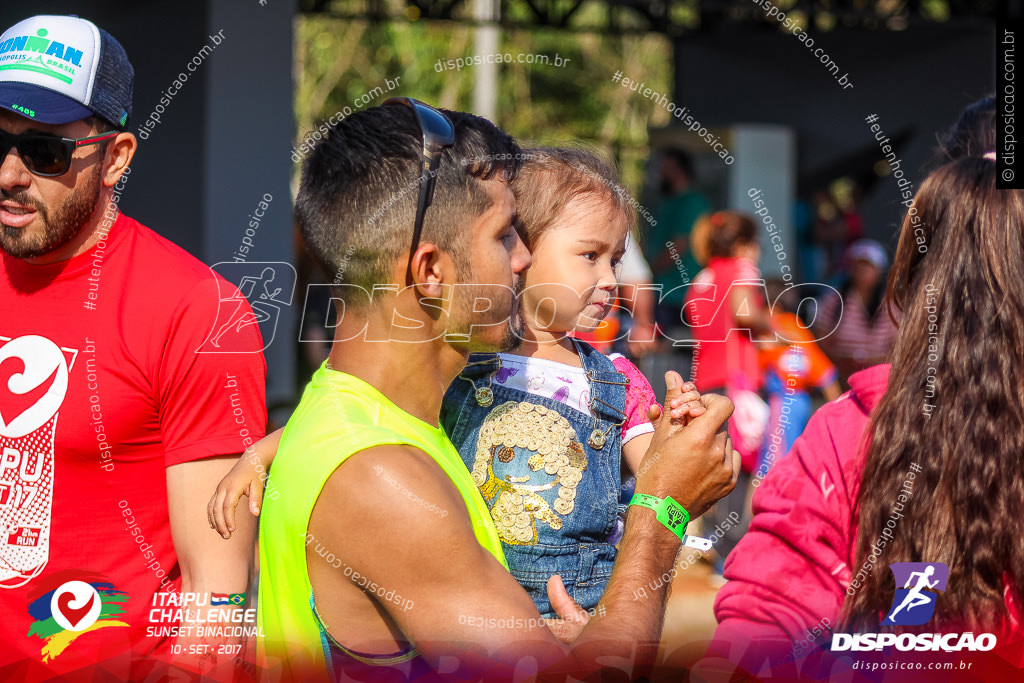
[275,380,403,469]
[278,381,464,502]
[119,214,250,316]
[315,442,464,524]
[120,215,215,282]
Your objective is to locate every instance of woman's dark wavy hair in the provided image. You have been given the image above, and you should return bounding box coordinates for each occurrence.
[843,155,1024,631]
[934,95,995,165]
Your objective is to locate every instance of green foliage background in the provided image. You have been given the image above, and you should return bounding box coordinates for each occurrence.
[294,11,675,195]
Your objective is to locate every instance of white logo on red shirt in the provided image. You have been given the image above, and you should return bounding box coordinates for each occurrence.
[0,335,77,588]
[0,336,70,437]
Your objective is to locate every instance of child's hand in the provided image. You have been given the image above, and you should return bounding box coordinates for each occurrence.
[207,447,266,539]
[207,427,284,538]
[667,381,705,426]
[543,575,591,643]
[645,378,705,429]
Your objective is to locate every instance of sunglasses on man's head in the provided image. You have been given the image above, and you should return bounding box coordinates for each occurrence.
[382,97,456,279]
[0,130,119,177]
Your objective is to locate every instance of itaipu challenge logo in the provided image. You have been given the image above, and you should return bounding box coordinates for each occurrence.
[26,571,129,662]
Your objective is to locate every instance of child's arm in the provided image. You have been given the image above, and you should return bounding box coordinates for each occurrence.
[821,379,842,402]
[622,382,705,474]
[207,427,284,538]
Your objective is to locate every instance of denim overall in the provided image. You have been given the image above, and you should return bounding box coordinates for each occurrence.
[441,338,630,617]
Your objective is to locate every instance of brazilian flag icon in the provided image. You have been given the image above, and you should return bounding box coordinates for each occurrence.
[229,593,246,606]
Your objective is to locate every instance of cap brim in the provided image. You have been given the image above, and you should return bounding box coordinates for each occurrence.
[0,82,94,126]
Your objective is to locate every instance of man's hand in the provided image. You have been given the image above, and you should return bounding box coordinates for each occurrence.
[637,371,739,518]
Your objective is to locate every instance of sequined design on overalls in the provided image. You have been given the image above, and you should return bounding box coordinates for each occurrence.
[470,401,587,545]
[440,338,630,617]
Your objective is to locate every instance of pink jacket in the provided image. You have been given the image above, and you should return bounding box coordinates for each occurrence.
[709,363,1024,675]
[709,364,887,667]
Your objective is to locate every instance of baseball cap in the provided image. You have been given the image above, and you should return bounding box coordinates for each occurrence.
[846,239,888,270]
[0,15,133,129]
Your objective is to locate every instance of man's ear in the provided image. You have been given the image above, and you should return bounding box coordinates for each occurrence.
[407,243,454,299]
[102,132,137,186]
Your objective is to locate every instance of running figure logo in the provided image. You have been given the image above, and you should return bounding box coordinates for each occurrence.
[882,562,950,626]
[198,262,296,353]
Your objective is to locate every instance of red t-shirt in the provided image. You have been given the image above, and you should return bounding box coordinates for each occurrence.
[683,257,763,391]
[0,214,266,681]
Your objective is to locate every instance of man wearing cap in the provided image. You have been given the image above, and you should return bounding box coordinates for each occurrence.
[0,14,266,680]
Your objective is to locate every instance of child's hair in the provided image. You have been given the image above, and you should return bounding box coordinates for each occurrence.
[691,210,757,265]
[512,146,637,250]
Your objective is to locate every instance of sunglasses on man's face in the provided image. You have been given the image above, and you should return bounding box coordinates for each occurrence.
[382,97,456,278]
[0,129,119,177]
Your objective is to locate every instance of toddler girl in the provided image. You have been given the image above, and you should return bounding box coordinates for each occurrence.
[440,147,702,616]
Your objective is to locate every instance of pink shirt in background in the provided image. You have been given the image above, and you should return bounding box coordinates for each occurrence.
[709,364,1024,674]
[684,256,763,391]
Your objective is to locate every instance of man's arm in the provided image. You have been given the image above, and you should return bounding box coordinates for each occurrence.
[309,390,737,678]
[151,272,266,675]
[167,456,256,663]
[169,456,257,590]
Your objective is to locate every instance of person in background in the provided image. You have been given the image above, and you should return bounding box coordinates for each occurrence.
[813,238,899,390]
[646,148,710,342]
[703,96,1024,677]
[684,210,773,582]
[756,279,841,478]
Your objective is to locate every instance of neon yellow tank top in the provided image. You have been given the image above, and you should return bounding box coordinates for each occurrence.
[257,362,508,680]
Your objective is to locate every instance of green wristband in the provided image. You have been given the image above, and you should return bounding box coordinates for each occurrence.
[629,493,691,541]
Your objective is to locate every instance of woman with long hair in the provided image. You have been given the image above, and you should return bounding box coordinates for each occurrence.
[842,152,1024,629]
[703,105,1024,673]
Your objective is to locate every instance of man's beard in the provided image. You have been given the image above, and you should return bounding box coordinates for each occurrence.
[0,164,102,259]
[499,275,525,351]
[450,263,525,353]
